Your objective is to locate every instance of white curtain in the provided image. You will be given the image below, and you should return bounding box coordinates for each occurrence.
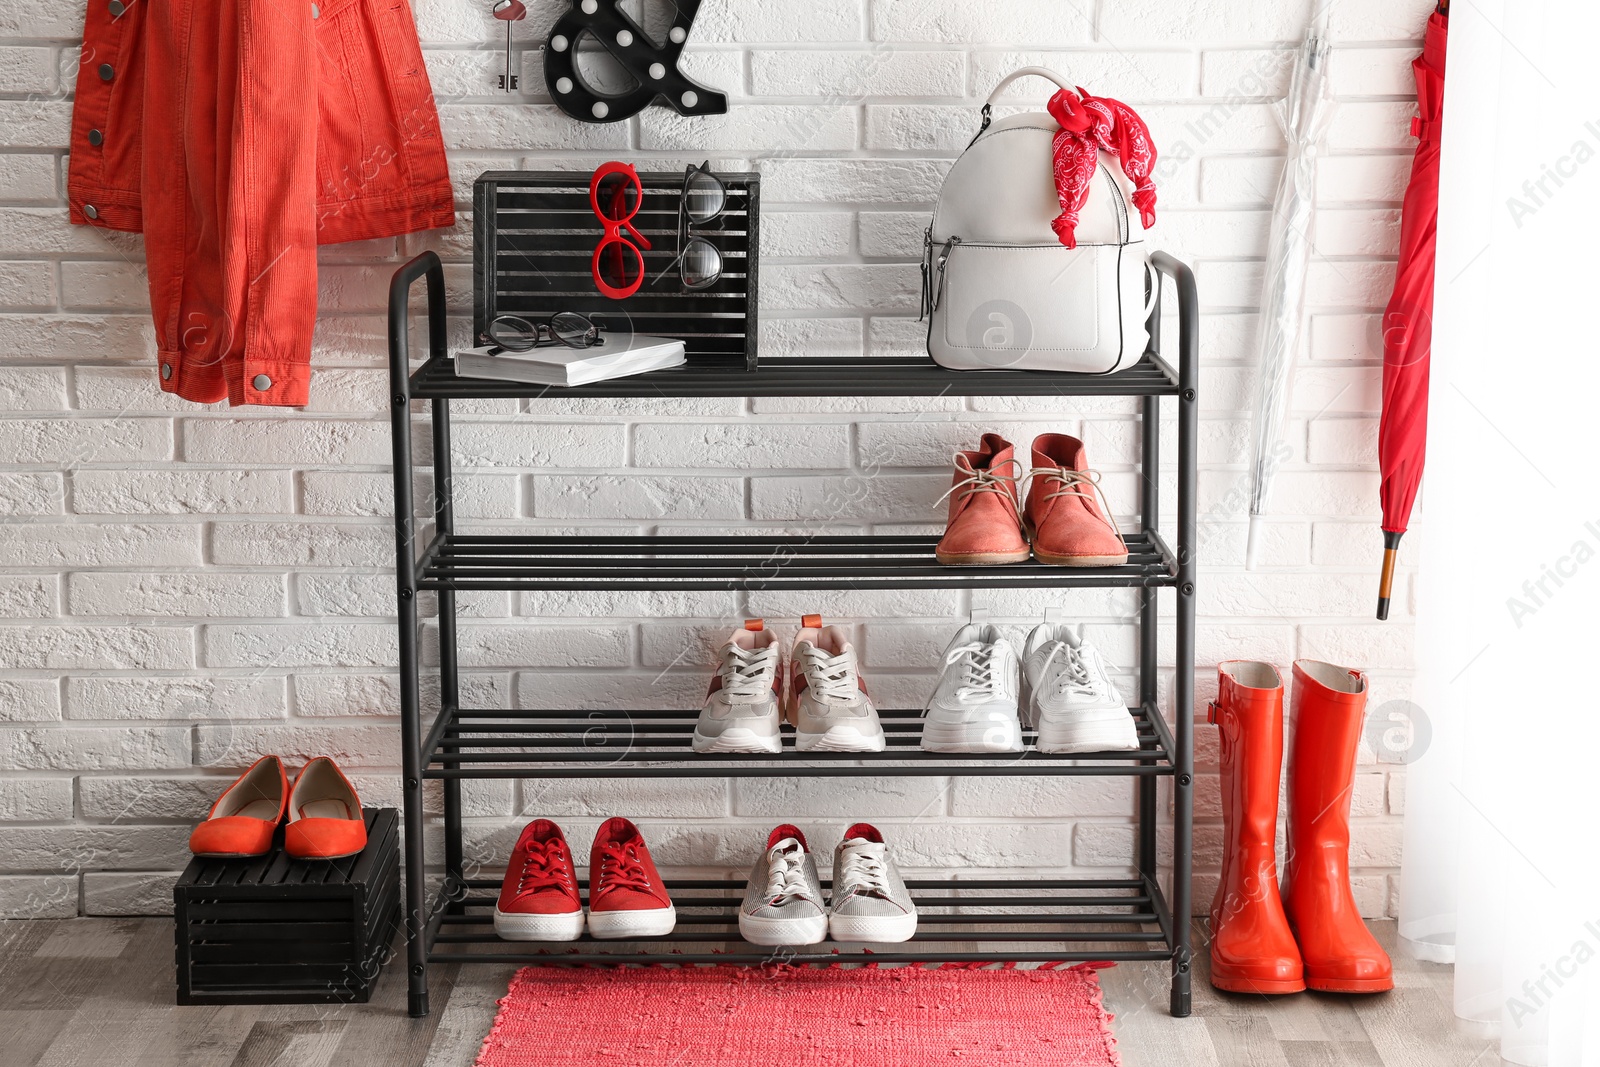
[1401,2,1600,1064]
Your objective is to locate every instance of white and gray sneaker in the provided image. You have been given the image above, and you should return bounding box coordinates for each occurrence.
[829,823,917,943]
[921,621,1023,753]
[692,620,783,754]
[1022,620,1140,753]
[787,616,885,753]
[739,825,828,946]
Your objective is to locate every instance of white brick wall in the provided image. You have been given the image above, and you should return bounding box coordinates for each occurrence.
[0,0,1424,919]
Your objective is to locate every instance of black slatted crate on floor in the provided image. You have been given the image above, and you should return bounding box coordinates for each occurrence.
[173,808,401,1005]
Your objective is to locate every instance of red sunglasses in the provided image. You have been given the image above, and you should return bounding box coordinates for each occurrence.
[589,161,653,300]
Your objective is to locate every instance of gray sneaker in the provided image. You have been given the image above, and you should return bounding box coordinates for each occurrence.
[738,825,827,946]
[828,823,917,943]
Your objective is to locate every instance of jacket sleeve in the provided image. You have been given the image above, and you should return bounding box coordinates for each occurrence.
[142,0,320,407]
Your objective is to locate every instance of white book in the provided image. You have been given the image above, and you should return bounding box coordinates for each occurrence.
[453,334,687,387]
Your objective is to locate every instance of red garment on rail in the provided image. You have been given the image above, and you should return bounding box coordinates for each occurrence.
[67,0,454,407]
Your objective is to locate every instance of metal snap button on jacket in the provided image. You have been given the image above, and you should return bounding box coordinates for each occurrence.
[98,63,114,81]
[88,129,103,146]
[160,362,172,380]
[252,374,271,391]
[109,0,125,14]
[83,204,98,219]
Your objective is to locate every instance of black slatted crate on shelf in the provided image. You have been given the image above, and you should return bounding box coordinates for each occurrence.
[473,169,759,368]
[173,808,401,1005]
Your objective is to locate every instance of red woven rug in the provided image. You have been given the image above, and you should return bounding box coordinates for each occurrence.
[474,964,1120,1066]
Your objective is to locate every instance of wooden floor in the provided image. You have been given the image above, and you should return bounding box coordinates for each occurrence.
[0,918,1501,1067]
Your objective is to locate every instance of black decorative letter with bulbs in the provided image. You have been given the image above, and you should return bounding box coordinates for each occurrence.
[543,0,727,123]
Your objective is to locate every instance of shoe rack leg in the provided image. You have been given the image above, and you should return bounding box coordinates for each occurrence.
[1138,395,1160,880]
[394,389,429,1019]
[432,399,463,887]
[389,252,445,1018]
[1169,255,1199,1020]
[398,585,429,1018]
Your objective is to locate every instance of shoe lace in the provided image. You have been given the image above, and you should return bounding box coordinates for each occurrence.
[838,842,891,898]
[798,644,861,704]
[935,455,1023,514]
[938,641,1002,706]
[515,840,573,897]
[763,839,812,905]
[595,843,654,896]
[718,643,776,702]
[1038,642,1097,699]
[1027,465,1127,547]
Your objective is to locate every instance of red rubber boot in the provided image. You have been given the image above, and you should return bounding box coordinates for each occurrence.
[1208,661,1305,994]
[1281,660,1394,993]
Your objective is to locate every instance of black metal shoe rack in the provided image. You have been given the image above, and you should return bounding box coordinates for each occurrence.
[385,251,1199,1018]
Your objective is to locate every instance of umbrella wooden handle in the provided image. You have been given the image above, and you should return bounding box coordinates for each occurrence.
[1376,532,1403,620]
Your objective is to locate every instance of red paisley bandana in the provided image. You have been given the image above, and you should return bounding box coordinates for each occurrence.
[1044,88,1158,248]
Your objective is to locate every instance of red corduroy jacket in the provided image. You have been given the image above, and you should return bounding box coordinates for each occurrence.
[67,0,454,406]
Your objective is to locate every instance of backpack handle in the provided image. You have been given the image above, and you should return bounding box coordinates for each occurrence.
[983,66,1073,107]
[968,67,1075,148]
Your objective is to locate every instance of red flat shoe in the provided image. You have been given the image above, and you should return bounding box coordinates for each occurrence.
[285,757,367,860]
[189,755,288,858]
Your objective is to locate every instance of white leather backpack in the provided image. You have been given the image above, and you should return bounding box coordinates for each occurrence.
[923,67,1157,374]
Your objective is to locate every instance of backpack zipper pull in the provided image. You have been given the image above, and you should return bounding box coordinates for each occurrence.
[931,236,960,313]
[919,227,935,321]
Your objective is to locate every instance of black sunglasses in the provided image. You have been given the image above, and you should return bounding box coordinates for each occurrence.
[678,161,726,292]
[485,312,605,352]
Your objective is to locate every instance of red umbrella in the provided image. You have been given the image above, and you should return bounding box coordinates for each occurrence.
[1376,5,1448,620]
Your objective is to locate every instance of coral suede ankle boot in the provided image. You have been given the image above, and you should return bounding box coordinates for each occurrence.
[1281,660,1394,993]
[189,755,289,857]
[1208,661,1305,994]
[1024,434,1128,566]
[935,433,1030,565]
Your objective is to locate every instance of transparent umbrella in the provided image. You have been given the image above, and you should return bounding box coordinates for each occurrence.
[1244,23,1335,569]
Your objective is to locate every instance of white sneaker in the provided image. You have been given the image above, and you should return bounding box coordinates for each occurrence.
[739,825,828,946]
[787,616,885,753]
[921,621,1023,753]
[1022,620,1140,753]
[692,620,783,754]
[829,823,917,943]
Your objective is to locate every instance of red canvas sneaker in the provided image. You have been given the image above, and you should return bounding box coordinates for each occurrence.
[587,817,676,938]
[494,819,584,941]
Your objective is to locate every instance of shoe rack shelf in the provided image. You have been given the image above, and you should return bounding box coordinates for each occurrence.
[406,351,1182,399]
[386,250,1198,1019]
[426,705,1174,778]
[431,877,1168,965]
[414,530,1176,591]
